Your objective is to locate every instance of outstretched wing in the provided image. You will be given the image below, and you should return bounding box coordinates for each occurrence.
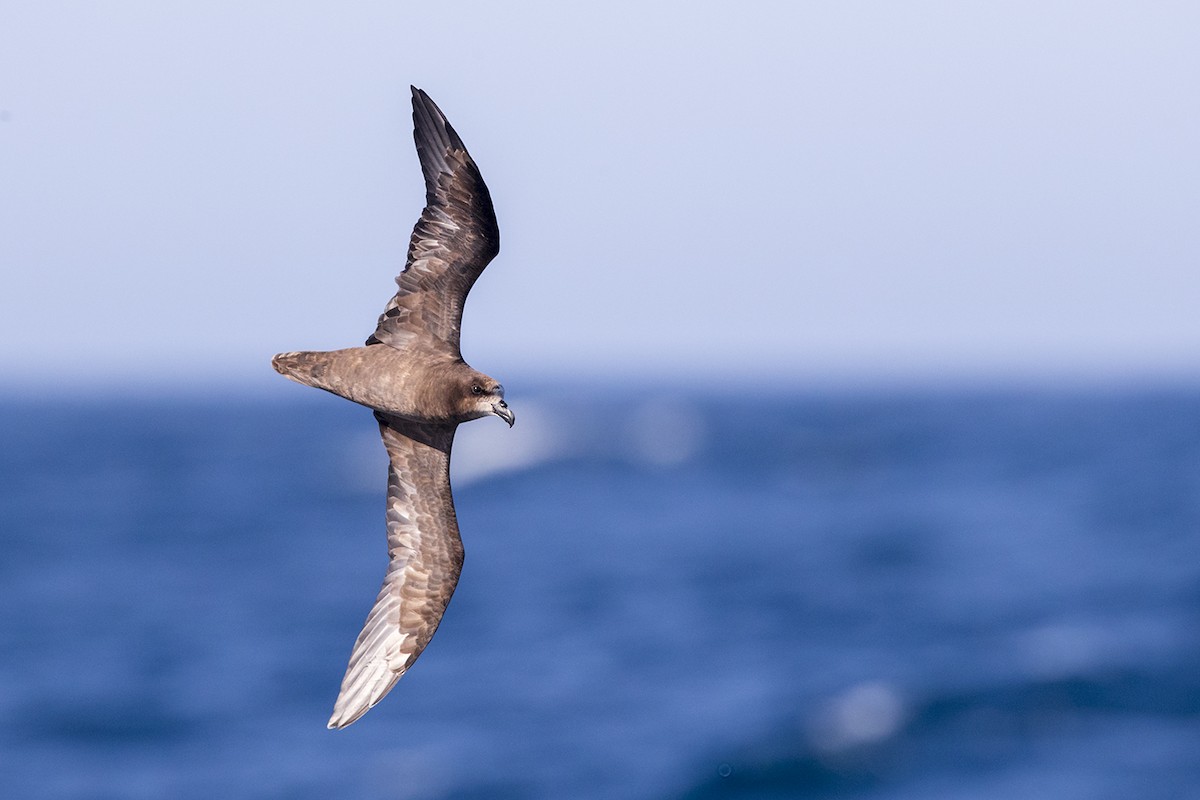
[367,87,500,353]
[327,413,463,729]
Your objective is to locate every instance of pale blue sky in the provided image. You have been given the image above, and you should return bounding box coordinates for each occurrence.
[2,2,1198,389]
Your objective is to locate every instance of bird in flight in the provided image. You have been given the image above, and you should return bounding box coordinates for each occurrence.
[272,87,513,729]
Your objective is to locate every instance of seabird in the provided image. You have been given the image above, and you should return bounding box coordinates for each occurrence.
[272,87,513,729]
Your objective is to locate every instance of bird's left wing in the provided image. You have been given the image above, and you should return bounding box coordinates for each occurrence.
[326,413,464,729]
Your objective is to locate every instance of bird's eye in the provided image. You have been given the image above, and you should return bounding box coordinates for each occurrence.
[471,385,484,395]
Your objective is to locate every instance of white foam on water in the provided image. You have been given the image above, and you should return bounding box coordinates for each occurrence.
[625,396,707,467]
[809,680,907,753]
[452,400,569,486]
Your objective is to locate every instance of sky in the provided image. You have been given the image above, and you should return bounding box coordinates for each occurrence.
[2,1,1198,390]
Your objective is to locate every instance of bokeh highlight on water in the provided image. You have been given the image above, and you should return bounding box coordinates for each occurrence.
[2,385,1198,798]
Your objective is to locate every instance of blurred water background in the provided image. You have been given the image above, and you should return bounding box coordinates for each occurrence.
[2,382,1198,799]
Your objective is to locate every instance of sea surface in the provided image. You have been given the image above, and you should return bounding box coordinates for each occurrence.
[2,384,1198,799]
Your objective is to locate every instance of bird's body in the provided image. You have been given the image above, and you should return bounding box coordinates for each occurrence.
[272,87,513,729]
[273,346,497,425]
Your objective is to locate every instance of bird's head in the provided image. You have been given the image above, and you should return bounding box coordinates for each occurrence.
[457,371,514,427]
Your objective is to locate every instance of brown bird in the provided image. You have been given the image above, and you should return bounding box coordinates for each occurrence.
[272,87,513,729]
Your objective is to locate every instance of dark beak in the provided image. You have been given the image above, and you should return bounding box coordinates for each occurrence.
[492,400,515,427]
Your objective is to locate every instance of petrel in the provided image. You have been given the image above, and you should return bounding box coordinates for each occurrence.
[272,87,513,729]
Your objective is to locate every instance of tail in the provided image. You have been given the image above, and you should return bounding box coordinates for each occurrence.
[272,350,336,389]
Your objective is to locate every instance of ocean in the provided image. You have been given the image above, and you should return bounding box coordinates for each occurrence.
[2,384,1198,798]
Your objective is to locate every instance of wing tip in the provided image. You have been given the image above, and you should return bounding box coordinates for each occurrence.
[410,86,466,168]
[326,689,376,730]
[325,671,403,730]
[326,709,360,730]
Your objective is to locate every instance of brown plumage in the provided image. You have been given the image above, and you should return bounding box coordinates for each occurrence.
[272,87,514,729]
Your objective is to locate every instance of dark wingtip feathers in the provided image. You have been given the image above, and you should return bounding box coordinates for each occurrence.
[410,87,467,189]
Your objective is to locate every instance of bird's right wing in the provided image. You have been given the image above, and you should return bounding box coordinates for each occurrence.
[326,414,463,729]
[367,87,500,354]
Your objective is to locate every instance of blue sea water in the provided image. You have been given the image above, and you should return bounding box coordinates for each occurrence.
[2,385,1198,799]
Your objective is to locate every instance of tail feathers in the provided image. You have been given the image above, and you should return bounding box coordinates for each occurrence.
[272,350,335,389]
